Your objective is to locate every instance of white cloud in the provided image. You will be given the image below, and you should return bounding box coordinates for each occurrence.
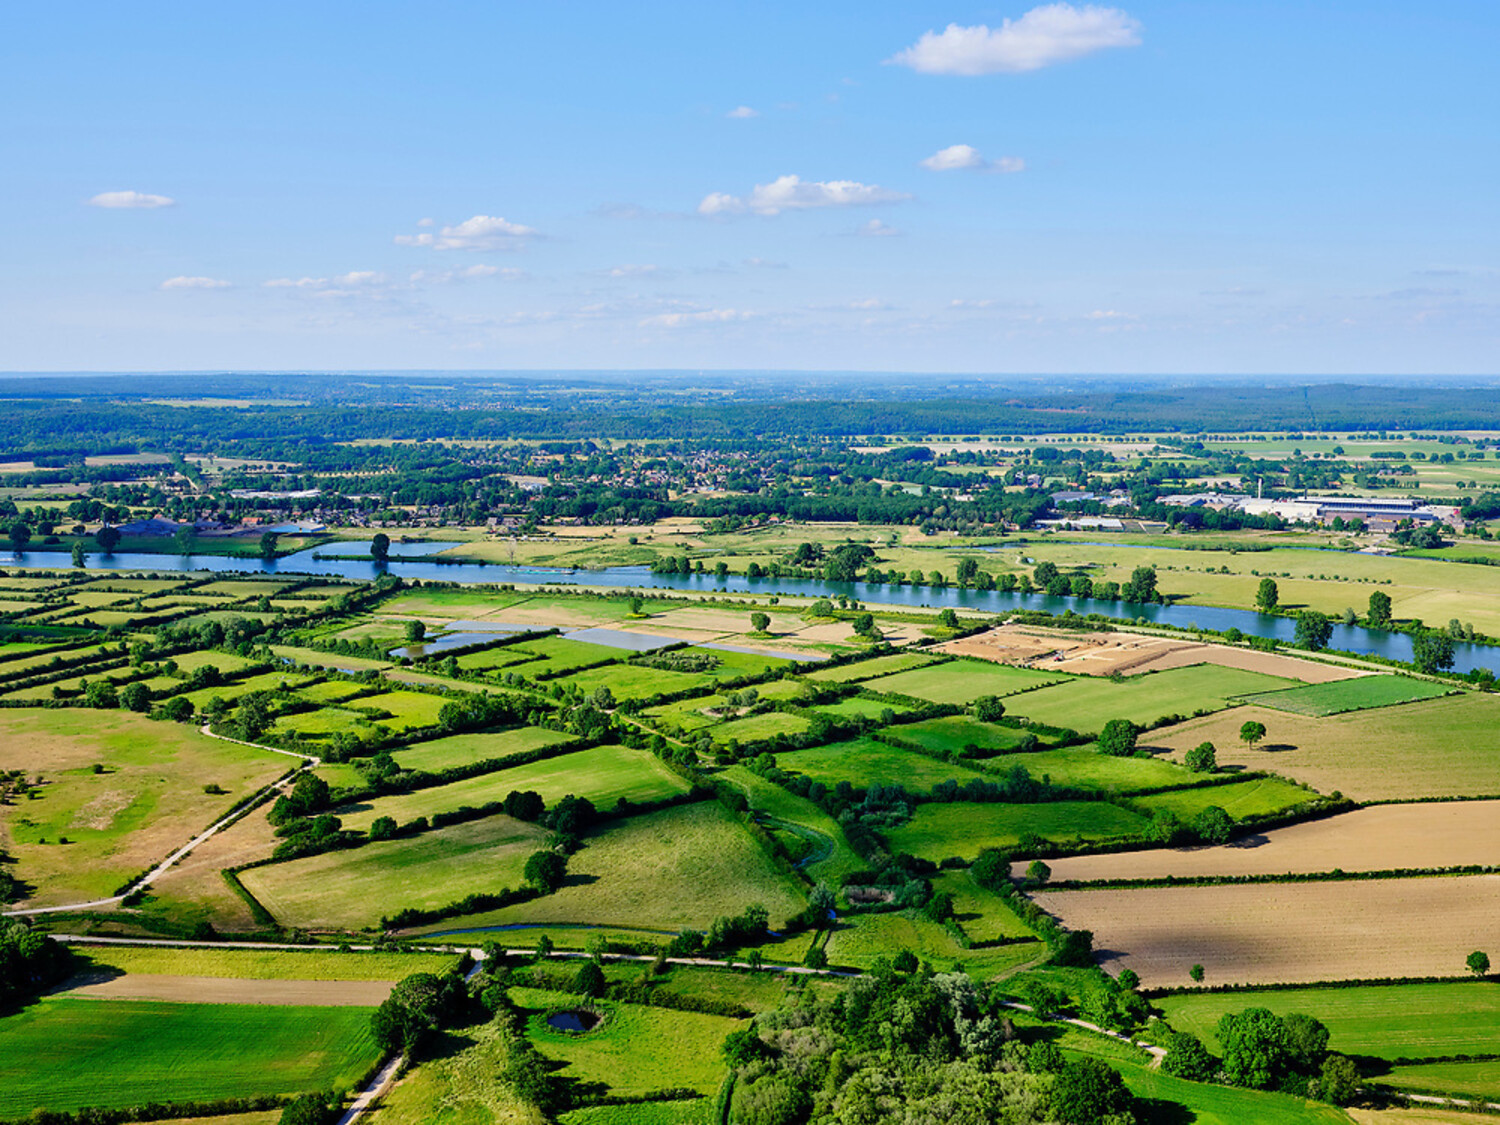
[727,105,759,119]
[743,257,788,269]
[160,276,230,290]
[395,214,537,251]
[265,271,388,292]
[889,4,1141,76]
[410,265,524,284]
[845,298,892,310]
[853,219,902,238]
[1086,308,1133,319]
[88,190,175,209]
[416,217,435,227]
[700,174,910,217]
[639,308,751,328]
[607,264,665,278]
[920,144,1026,174]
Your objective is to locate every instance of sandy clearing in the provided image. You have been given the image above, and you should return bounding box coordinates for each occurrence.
[57,973,392,1006]
[940,624,1361,683]
[1024,801,1500,883]
[1033,875,1500,988]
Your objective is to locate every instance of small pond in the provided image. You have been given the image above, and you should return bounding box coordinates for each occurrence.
[546,1008,601,1033]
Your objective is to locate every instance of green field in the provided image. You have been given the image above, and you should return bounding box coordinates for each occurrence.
[350,689,450,731]
[803,651,938,683]
[894,714,1050,756]
[1129,776,1320,820]
[336,745,690,832]
[1006,747,1198,793]
[1158,980,1500,1062]
[514,986,739,1096]
[707,709,811,745]
[240,814,548,929]
[76,946,457,981]
[929,870,1038,943]
[719,765,865,883]
[1007,664,1297,732]
[391,725,577,772]
[0,998,381,1116]
[862,659,1066,705]
[810,694,914,720]
[560,1100,710,1125]
[642,680,810,734]
[509,635,630,674]
[778,736,988,792]
[419,801,806,933]
[277,707,377,741]
[1236,675,1456,716]
[822,910,1042,978]
[1383,1058,1500,1100]
[1115,1055,1350,1125]
[885,801,1147,861]
[370,1017,546,1125]
[296,678,371,704]
[554,661,716,701]
[270,644,392,672]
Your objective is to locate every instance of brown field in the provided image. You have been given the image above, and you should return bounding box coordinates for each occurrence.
[1032,875,1500,987]
[940,624,1361,682]
[1142,694,1500,801]
[1028,801,1500,883]
[1349,1110,1497,1125]
[56,974,393,1006]
[143,805,281,929]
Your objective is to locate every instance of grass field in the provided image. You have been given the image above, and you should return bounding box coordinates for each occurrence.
[1143,692,1500,800]
[803,651,938,683]
[336,745,690,832]
[862,660,1066,705]
[1006,664,1297,733]
[886,801,1147,861]
[554,662,716,702]
[1034,875,1500,987]
[895,715,1054,756]
[75,946,457,981]
[718,765,865,883]
[778,736,989,792]
[1005,747,1197,792]
[270,644,392,672]
[822,910,1042,979]
[1157,981,1500,1062]
[560,1100,711,1125]
[1116,1056,1350,1125]
[240,814,548,929]
[514,986,739,1096]
[371,1017,546,1125]
[422,801,806,932]
[296,678,371,704]
[0,709,290,906]
[1235,675,1455,716]
[810,694,913,720]
[642,680,810,735]
[509,635,630,673]
[0,998,380,1116]
[930,869,1038,943]
[1128,776,1319,820]
[351,689,450,731]
[1383,1058,1500,1100]
[706,710,811,745]
[391,725,577,772]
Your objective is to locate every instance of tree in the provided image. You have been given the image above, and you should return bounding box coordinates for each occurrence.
[1367,589,1393,627]
[1162,1032,1218,1081]
[369,816,397,841]
[118,682,150,713]
[259,532,279,560]
[158,696,193,723]
[1467,950,1491,977]
[804,945,828,970]
[971,695,1006,722]
[1294,610,1333,651]
[939,608,959,629]
[7,523,30,553]
[852,612,876,637]
[95,525,121,553]
[1051,929,1095,968]
[750,611,770,634]
[1194,805,1234,845]
[809,599,834,618]
[575,959,606,997]
[1217,1007,1294,1089]
[722,1026,771,1067]
[629,596,645,616]
[1185,740,1217,773]
[1033,561,1059,587]
[277,1093,339,1125]
[405,619,427,643]
[1122,565,1159,603]
[1190,963,1205,982]
[1256,577,1280,612]
[1025,859,1051,885]
[1318,1053,1361,1106]
[524,849,567,892]
[71,541,86,567]
[1412,630,1456,674]
[955,557,979,586]
[1097,718,1138,757]
[1239,720,1267,748]
[1051,1057,1135,1125]
[174,525,195,555]
[84,681,118,709]
[371,532,390,561]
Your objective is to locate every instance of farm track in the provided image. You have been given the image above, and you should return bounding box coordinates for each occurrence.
[1,727,318,919]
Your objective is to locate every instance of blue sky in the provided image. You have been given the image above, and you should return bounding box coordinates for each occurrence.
[3,1,1497,374]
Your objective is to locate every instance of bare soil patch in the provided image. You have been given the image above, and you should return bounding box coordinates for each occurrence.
[1033,875,1500,987]
[940,624,1361,683]
[144,806,281,929]
[57,974,392,1006]
[1029,801,1500,883]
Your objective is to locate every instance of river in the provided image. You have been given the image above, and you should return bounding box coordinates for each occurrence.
[2,542,1494,676]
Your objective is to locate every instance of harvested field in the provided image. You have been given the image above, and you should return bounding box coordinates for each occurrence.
[1030,801,1500,883]
[1141,694,1500,800]
[1033,875,1500,987]
[58,975,394,1006]
[939,624,1361,683]
[862,659,1065,705]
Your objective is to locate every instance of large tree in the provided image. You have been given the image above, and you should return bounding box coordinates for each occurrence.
[1255,577,1279,611]
[1294,610,1333,651]
[1097,718,1138,757]
[1367,589,1393,627]
[1412,630,1456,673]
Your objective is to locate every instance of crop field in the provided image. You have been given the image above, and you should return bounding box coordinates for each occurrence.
[686,645,794,677]
[887,801,1147,861]
[718,765,864,883]
[804,651,937,683]
[1157,981,1500,1062]
[809,694,913,720]
[75,945,456,981]
[508,635,628,673]
[1235,675,1455,716]
[822,911,1043,978]
[894,714,1051,755]
[642,680,810,733]
[1005,746,1195,792]
[454,644,548,670]
[335,745,690,831]
[1128,776,1318,820]
[240,814,548,929]
[555,661,716,701]
[1006,664,1297,733]
[705,709,810,744]
[515,986,738,1096]
[777,736,987,791]
[863,659,1066,704]
[390,724,576,771]
[433,801,806,932]
[560,1102,710,1125]
[1383,1059,1500,1100]
[177,670,315,710]
[1033,875,1500,987]
[0,709,289,906]
[1142,693,1500,800]
[0,998,380,1117]
[168,649,264,675]
[1033,800,1500,882]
